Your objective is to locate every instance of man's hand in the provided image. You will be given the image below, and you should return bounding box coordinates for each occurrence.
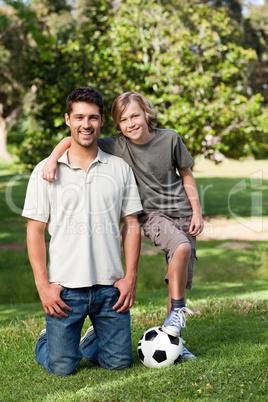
[38,283,72,318]
[113,277,136,313]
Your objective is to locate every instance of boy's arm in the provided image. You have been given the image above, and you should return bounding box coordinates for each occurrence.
[113,214,141,313]
[179,168,204,236]
[27,218,72,317]
[41,137,71,182]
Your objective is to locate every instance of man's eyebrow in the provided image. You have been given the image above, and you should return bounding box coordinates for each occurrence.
[73,113,101,118]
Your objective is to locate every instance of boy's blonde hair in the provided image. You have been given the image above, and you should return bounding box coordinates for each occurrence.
[111,92,158,132]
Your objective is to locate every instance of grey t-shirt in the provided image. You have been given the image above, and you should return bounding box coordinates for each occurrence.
[98,128,194,217]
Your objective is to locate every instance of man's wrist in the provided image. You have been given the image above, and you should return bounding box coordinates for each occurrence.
[124,272,137,283]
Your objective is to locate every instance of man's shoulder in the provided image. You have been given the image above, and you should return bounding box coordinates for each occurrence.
[30,158,48,174]
[100,148,130,169]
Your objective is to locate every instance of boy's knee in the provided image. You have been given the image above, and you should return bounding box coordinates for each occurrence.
[176,242,191,258]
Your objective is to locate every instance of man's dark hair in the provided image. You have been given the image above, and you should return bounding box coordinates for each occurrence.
[66,86,104,116]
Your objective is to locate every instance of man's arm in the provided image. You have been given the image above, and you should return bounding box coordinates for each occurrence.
[113,214,141,313]
[27,219,72,317]
[41,137,71,182]
[179,168,204,236]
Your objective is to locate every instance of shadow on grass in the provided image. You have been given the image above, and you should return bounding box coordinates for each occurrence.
[1,279,267,325]
[0,302,43,325]
[1,302,266,402]
[135,279,268,308]
[135,241,268,292]
[0,172,29,221]
[195,177,268,217]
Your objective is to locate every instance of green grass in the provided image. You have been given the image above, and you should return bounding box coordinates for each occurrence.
[0,160,29,244]
[0,286,267,401]
[1,158,268,244]
[1,241,268,305]
[135,240,268,292]
[195,176,268,217]
[0,157,267,400]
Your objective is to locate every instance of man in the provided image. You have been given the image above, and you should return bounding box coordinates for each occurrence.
[41,91,203,360]
[22,86,142,376]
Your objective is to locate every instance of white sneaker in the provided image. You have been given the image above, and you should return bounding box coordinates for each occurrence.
[162,307,194,337]
[182,345,196,361]
[79,326,95,350]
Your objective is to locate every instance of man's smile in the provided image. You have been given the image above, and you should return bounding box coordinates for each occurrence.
[79,130,94,136]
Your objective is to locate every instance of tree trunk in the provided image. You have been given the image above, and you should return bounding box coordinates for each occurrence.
[0,105,11,160]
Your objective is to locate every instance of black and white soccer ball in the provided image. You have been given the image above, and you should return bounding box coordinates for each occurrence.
[137,326,183,368]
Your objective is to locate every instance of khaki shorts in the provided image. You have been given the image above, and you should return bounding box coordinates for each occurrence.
[139,212,196,290]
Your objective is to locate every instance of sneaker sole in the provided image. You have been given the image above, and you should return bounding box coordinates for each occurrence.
[182,354,196,361]
[162,325,180,338]
[79,326,95,349]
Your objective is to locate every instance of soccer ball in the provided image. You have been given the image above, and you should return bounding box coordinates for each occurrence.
[137,326,183,368]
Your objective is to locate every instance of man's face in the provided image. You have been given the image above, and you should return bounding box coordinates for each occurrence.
[65,102,104,148]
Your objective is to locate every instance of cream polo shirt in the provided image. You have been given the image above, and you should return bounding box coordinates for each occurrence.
[22,148,142,288]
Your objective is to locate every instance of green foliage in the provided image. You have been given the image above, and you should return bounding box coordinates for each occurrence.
[1,0,268,167]
[16,130,64,170]
[109,1,265,161]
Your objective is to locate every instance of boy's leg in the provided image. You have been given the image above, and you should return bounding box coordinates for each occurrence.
[166,242,191,314]
[140,213,196,349]
[35,287,88,376]
[85,285,132,370]
[139,213,195,305]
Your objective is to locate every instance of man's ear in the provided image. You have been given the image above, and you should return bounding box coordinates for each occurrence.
[101,114,104,127]
[65,113,70,127]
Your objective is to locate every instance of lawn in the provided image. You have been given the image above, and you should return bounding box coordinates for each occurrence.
[0,157,267,401]
[0,283,267,401]
[1,157,268,244]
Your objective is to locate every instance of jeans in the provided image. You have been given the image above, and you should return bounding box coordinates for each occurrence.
[35,285,132,376]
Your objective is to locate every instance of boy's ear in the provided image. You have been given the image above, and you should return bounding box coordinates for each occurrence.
[65,113,70,127]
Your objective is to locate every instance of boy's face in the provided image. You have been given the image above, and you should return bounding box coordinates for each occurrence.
[65,102,104,149]
[119,100,152,145]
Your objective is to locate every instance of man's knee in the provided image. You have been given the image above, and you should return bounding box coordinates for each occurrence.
[37,347,81,376]
[47,358,80,376]
[100,354,132,371]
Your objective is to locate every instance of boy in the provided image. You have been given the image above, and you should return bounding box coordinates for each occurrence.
[42,91,203,360]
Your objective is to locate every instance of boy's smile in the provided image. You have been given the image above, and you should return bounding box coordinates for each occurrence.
[119,100,155,145]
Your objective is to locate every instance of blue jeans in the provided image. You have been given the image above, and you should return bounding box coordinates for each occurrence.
[35,285,132,376]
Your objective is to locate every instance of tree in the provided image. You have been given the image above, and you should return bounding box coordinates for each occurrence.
[107,0,266,161]
[2,0,268,166]
[0,0,54,159]
[17,0,117,169]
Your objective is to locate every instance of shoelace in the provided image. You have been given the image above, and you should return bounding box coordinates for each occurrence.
[170,307,194,329]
